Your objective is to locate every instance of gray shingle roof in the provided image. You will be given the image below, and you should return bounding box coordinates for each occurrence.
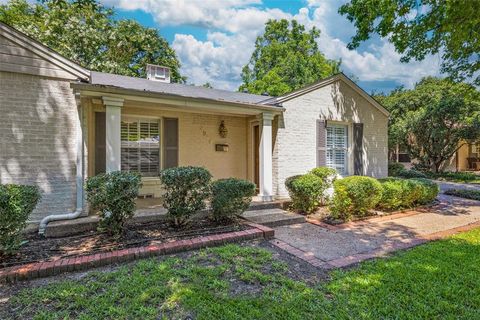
[90,71,273,106]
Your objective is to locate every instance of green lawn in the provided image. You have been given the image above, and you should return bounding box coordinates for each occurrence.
[4,228,480,319]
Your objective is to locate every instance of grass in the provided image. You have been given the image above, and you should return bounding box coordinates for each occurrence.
[4,228,480,319]
[444,188,480,200]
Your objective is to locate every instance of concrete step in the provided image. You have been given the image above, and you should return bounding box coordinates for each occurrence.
[242,208,305,227]
[247,200,288,211]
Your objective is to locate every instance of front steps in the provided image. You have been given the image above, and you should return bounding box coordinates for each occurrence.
[242,208,305,228]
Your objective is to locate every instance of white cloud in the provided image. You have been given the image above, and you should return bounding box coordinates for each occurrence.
[104,0,442,91]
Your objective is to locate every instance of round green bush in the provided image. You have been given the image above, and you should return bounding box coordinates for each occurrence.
[310,167,337,183]
[86,171,142,236]
[0,184,41,255]
[329,176,383,221]
[285,173,325,214]
[410,178,439,204]
[159,166,212,226]
[388,162,405,177]
[378,178,405,210]
[211,178,256,222]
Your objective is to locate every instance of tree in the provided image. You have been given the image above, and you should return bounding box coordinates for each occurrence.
[376,77,480,172]
[339,0,480,85]
[0,0,185,82]
[239,19,340,96]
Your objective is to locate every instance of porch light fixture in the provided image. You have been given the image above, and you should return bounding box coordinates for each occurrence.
[219,120,228,138]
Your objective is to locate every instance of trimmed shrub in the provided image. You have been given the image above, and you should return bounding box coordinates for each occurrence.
[378,178,405,210]
[85,171,142,236]
[211,178,256,222]
[285,173,324,213]
[329,176,383,221]
[159,166,212,226]
[0,184,41,255]
[388,162,405,177]
[310,167,337,203]
[378,177,439,211]
[410,178,439,204]
[398,169,428,179]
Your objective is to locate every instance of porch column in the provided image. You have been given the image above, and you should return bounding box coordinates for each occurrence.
[259,112,274,201]
[102,96,124,173]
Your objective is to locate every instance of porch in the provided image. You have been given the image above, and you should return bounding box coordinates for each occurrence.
[75,82,283,212]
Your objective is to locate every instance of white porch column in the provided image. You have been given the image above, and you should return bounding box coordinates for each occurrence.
[102,96,124,173]
[259,112,274,201]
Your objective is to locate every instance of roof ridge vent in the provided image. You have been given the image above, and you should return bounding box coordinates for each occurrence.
[146,64,171,83]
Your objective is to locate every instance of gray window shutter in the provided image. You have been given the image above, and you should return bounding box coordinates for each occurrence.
[353,123,364,175]
[316,120,326,167]
[163,118,179,169]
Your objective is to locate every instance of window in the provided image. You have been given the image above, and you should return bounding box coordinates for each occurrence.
[121,120,160,176]
[326,124,348,175]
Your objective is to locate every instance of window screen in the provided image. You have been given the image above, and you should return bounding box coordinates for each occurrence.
[326,125,348,175]
[121,120,160,176]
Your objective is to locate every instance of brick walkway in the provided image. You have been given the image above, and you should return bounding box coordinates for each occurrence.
[271,194,480,269]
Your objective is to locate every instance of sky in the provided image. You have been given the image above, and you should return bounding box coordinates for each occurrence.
[104,0,444,94]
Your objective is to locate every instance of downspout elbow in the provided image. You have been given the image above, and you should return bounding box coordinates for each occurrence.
[38,208,83,235]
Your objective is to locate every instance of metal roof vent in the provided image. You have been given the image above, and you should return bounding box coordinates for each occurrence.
[146,64,171,83]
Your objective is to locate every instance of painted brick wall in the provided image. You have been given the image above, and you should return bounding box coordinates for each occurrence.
[0,71,79,222]
[273,80,389,197]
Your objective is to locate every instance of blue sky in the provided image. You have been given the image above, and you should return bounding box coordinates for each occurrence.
[106,0,443,93]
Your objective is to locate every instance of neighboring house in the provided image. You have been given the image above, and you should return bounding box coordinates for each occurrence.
[0,22,389,228]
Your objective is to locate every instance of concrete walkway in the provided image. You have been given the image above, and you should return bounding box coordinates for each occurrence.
[271,193,480,269]
[435,180,480,193]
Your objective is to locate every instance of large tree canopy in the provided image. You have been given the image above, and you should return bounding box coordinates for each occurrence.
[376,77,480,172]
[239,19,340,96]
[0,0,185,82]
[339,0,480,85]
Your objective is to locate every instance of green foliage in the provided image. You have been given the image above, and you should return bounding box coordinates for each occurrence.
[426,171,480,183]
[329,176,383,220]
[285,173,326,213]
[444,188,480,201]
[85,171,142,236]
[239,19,340,96]
[378,177,439,211]
[159,166,212,226]
[210,178,256,222]
[340,0,480,85]
[397,169,427,179]
[310,167,337,183]
[388,162,404,177]
[410,178,440,205]
[0,184,40,255]
[0,0,185,82]
[375,77,480,172]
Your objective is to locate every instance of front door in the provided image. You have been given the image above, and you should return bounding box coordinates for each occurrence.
[253,124,260,190]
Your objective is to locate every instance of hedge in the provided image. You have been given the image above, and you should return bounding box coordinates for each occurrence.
[211,178,256,222]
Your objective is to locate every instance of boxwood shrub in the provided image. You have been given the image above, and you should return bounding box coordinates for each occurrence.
[329,176,383,221]
[378,177,439,211]
[397,169,427,179]
[86,171,142,236]
[285,173,325,214]
[0,184,41,255]
[159,166,212,226]
[211,178,256,222]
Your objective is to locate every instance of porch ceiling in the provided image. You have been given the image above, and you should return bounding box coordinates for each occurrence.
[72,83,284,116]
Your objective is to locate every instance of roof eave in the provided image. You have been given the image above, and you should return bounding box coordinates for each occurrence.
[71,82,285,114]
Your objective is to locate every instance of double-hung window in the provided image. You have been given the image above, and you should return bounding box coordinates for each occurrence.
[326,124,348,175]
[121,120,160,177]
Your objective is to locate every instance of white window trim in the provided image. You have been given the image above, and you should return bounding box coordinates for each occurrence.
[326,121,352,176]
[121,116,162,176]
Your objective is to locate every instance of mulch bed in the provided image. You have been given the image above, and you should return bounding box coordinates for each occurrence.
[0,218,249,269]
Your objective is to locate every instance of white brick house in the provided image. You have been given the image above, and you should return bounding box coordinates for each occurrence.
[0,22,389,229]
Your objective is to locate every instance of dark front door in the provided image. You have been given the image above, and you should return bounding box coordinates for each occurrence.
[95,112,106,175]
[254,124,260,190]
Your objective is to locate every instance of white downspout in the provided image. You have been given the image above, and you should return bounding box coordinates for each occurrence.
[39,92,85,235]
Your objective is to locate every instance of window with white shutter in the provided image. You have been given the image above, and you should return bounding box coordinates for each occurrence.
[121,120,160,176]
[326,124,348,175]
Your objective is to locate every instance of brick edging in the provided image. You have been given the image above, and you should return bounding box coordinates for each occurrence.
[0,224,275,284]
